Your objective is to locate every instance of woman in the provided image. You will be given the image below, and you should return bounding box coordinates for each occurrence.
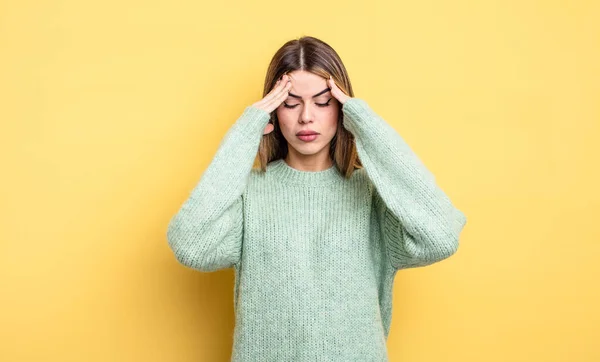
[167,36,467,361]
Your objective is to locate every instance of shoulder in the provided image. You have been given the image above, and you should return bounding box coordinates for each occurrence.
[341,167,375,205]
[348,167,373,189]
[248,166,267,183]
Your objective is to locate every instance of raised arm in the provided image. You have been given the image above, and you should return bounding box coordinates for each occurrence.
[166,74,293,272]
[341,98,467,270]
[166,106,270,272]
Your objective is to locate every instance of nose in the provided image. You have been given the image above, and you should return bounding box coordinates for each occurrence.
[299,104,314,124]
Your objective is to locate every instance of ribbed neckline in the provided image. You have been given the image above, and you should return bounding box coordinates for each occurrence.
[267,158,344,186]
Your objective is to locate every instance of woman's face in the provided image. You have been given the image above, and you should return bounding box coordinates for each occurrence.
[275,70,340,161]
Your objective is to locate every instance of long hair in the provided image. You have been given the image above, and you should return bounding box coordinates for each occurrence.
[254,35,363,178]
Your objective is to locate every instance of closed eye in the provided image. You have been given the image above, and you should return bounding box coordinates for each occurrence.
[283,98,332,109]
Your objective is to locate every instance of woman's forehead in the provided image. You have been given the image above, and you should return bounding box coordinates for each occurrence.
[287,87,330,99]
[284,70,330,98]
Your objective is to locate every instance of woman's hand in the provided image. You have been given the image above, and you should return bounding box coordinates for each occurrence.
[252,74,293,135]
[327,75,351,105]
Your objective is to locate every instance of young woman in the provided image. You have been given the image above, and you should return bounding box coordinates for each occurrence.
[167,36,467,361]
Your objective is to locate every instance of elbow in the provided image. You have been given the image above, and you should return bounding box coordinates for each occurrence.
[433,208,466,261]
[166,219,200,270]
[167,233,210,271]
[172,248,203,270]
[439,234,460,260]
[448,208,466,257]
[453,208,467,235]
[166,220,226,273]
[436,214,463,261]
[422,226,461,264]
[400,231,460,267]
[166,217,183,254]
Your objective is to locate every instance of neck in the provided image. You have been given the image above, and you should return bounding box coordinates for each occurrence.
[284,150,333,172]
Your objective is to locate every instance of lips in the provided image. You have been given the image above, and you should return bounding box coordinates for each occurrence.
[296,130,319,136]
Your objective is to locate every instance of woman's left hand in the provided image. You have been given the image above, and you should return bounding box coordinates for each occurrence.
[327,75,351,105]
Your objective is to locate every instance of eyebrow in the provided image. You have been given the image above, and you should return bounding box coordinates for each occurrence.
[288,87,331,99]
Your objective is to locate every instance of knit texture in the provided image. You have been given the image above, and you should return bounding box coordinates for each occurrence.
[166,98,467,361]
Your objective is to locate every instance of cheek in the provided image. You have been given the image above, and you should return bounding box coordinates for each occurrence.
[325,107,339,130]
[275,110,294,134]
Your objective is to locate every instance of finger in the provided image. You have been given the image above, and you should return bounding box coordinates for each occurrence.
[328,77,337,93]
[329,76,340,92]
[329,77,346,101]
[272,77,291,100]
[327,77,340,98]
[266,80,292,110]
[275,75,291,94]
[257,76,289,108]
[270,75,287,93]
[271,82,292,108]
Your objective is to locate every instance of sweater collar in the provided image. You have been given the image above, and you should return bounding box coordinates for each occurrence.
[267,158,344,186]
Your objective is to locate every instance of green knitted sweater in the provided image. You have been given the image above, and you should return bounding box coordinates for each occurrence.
[166,97,467,361]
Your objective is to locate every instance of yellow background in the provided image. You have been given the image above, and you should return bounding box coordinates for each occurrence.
[2,0,599,361]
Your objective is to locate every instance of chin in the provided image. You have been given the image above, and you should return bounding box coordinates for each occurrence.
[292,144,328,156]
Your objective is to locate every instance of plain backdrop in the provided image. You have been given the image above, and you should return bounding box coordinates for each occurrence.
[1,0,599,361]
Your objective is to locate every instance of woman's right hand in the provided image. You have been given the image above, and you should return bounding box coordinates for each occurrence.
[252,74,292,135]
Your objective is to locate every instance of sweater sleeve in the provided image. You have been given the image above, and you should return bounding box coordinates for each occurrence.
[166,105,271,272]
[341,98,467,270]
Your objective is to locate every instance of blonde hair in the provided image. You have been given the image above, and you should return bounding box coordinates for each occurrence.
[254,35,363,178]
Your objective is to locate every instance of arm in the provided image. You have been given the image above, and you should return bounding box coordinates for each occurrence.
[341,98,467,270]
[166,106,270,272]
